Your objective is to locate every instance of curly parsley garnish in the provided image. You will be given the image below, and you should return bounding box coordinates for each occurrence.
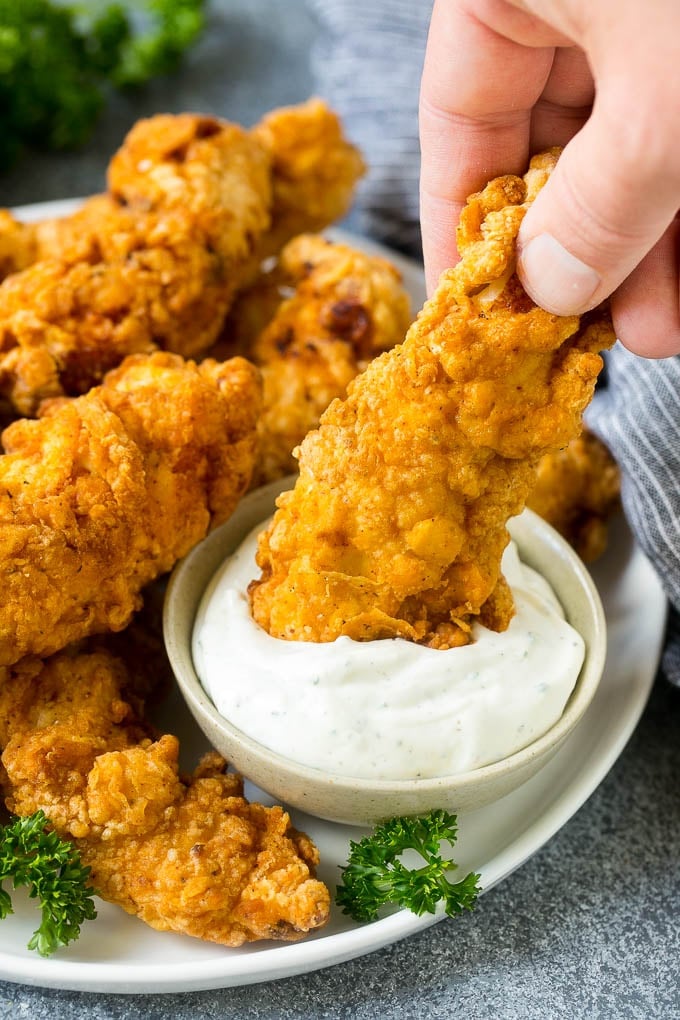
[0,811,97,956]
[0,0,205,167]
[336,809,481,922]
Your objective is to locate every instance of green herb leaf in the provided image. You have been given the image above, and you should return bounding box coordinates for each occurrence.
[336,808,481,923]
[0,0,205,168]
[0,811,97,956]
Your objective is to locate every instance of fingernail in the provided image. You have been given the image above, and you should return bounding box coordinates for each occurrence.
[517,233,601,315]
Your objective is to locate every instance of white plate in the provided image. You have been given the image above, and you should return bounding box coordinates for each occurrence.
[0,201,667,993]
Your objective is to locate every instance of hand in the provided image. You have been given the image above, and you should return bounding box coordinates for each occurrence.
[419,0,680,357]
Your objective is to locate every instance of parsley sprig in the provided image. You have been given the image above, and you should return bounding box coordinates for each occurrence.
[336,809,481,923]
[0,0,206,167]
[0,811,97,956]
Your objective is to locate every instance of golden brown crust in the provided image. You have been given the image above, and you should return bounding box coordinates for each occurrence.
[249,98,366,270]
[0,104,363,415]
[0,116,271,414]
[107,114,272,265]
[0,351,261,666]
[249,150,615,648]
[26,101,364,283]
[0,649,330,946]
[225,233,412,486]
[0,210,39,282]
[528,428,621,561]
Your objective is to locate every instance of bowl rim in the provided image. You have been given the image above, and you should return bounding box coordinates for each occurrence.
[164,478,607,795]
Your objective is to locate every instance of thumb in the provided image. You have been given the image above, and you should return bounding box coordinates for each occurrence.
[516,103,680,316]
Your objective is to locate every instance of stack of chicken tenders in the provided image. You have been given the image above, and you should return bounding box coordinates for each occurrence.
[0,103,618,948]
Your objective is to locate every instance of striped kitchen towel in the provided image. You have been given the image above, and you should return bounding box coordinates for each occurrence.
[310,0,679,685]
[310,0,427,254]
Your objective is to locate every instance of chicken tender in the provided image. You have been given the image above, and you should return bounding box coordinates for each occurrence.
[23,101,363,276]
[0,210,39,281]
[248,98,366,276]
[0,198,107,276]
[25,195,121,267]
[0,116,271,415]
[28,115,274,269]
[0,351,261,666]
[527,428,621,561]
[0,104,364,415]
[228,233,412,486]
[0,210,240,414]
[106,113,272,266]
[0,649,330,946]
[249,150,615,648]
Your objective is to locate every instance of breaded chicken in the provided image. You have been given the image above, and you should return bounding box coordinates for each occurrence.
[228,234,412,486]
[0,104,364,415]
[249,150,615,648]
[27,115,275,269]
[527,428,621,561]
[0,648,330,946]
[0,210,240,414]
[247,98,366,277]
[24,101,364,277]
[0,351,261,666]
[0,210,38,281]
[106,113,273,266]
[0,116,271,415]
[26,194,122,267]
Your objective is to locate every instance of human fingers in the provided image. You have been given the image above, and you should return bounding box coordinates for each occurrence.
[419,0,559,292]
[610,218,680,359]
[529,45,593,152]
[517,109,680,323]
[516,3,680,325]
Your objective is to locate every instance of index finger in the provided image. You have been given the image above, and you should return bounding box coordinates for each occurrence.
[419,0,558,291]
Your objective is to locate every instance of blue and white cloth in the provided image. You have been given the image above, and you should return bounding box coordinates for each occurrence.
[309,0,680,685]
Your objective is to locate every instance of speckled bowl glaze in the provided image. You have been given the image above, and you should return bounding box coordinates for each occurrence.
[163,477,607,826]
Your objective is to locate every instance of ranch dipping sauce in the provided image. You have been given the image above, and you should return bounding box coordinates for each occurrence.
[192,520,586,781]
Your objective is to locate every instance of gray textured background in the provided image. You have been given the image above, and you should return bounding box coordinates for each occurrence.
[0,1,678,1017]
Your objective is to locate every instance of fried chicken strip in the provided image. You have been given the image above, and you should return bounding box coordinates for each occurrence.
[527,428,620,562]
[22,113,276,268]
[0,214,229,414]
[249,150,616,648]
[0,116,272,415]
[21,194,124,268]
[0,351,261,666]
[4,100,363,267]
[244,98,366,279]
[20,100,364,274]
[0,103,364,415]
[225,233,412,486]
[0,648,330,946]
[0,210,39,282]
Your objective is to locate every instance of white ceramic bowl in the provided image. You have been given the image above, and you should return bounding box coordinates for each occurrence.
[163,478,606,825]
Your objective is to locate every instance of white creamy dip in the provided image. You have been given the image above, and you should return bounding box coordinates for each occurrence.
[192,520,585,781]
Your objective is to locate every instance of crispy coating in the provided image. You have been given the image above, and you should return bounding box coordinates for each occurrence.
[29,116,274,269]
[249,150,615,648]
[0,211,236,414]
[106,114,272,265]
[247,98,366,277]
[527,428,621,561]
[0,115,272,414]
[0,351,261,666]
[0,210,38,281]
[0,649,330,946]
[229,234,412,486]
[0,104,363,415]
[23,101,364,278]
[26,195,118,266]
